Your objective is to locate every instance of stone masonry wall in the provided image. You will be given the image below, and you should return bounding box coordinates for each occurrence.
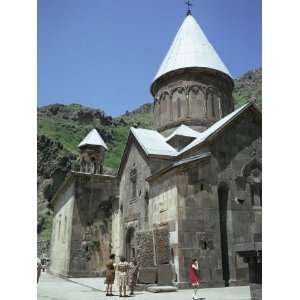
[209,108,262,285]
[152,69,234,134]
[174,108,261,287]
[148,174,179,281]
[49,181,75,276]
[118,141,151,256]
[68,174,117,277]
[175,158,220,286]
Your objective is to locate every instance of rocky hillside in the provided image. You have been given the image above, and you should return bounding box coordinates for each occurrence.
[233,68,262,109]
[37,68,261,239]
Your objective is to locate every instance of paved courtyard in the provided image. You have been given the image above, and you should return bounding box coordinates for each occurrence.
[37,272,251,300]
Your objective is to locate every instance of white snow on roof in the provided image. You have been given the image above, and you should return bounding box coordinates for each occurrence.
[78,128,108,149]
[130,127,177,157]
[153,15,231,82]
[178,104,250,154]
[166,124,201,141]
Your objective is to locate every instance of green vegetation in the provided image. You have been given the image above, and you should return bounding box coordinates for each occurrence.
[38,212,53,240]
[233,68,262,109]
[106,108,154,170]
[38,103,154,172]
[234,95,249,108]
[38,117,83,154]
[105,127,129,171]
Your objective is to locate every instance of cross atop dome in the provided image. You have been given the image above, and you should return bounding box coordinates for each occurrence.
[185,0,193,16]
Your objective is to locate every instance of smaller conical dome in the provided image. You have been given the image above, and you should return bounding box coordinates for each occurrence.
[153,15,231,83]
[78,129,108,150]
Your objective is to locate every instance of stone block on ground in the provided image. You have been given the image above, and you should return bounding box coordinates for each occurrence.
[135,284,157,291]
[147,286,178,293]
[157,264,173,285]
[138,267,157,284]
[136,231,155,267]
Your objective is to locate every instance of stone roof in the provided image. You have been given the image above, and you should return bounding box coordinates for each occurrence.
[165,124,201,142]
[130,127,177,157]
[177,103,251,154]
[130,103,257,158]
[153,14,231,83]
[146,152,211,182]
[78,128,108,150]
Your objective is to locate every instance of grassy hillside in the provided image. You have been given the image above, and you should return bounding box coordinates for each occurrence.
[38,103,153,172]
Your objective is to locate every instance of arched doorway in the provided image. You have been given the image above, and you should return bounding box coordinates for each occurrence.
[218,183,230,286]
[125,227,136,261]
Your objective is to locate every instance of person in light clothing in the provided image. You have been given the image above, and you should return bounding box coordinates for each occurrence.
[116,256,129,297]
[128,258,139,295]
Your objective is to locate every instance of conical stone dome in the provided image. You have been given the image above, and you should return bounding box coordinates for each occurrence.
[153,15,231,83]
[151,14,234,135]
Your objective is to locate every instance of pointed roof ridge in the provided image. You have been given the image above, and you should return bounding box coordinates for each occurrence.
[165,124,201,141]
[130,127,178,157]
[152,14,231,83]
[78,128,108,149]
[178,103,255,154]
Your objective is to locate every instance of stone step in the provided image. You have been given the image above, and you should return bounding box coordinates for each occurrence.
[147,285,178,293]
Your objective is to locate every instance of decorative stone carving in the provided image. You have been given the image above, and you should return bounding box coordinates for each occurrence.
[136,231,155,267]
[129,167,137,203]
[154,227,170,264]
[235,159,262,206]
[151,68,234,133]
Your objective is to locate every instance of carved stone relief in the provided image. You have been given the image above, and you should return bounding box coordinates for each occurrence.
[153,74,230,132]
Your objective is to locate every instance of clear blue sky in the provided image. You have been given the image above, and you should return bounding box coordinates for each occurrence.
[38,0,261,116]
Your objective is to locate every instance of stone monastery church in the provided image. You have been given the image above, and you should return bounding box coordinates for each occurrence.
[49,12,262,288]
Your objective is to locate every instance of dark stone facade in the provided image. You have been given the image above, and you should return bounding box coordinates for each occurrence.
[69,173,117,277]
[135,227,173,284]
[146,107,261,287]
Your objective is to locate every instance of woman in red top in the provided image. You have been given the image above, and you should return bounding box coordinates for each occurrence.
[189,258,200,299]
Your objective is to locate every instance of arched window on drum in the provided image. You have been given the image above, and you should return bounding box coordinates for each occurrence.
[188,85,205,118]
[206,90,221,119]
[172,87,187,119]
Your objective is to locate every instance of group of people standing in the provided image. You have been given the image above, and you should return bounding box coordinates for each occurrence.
[38,252,201,299]
[105,254,139,297]
[106,254,200,299]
